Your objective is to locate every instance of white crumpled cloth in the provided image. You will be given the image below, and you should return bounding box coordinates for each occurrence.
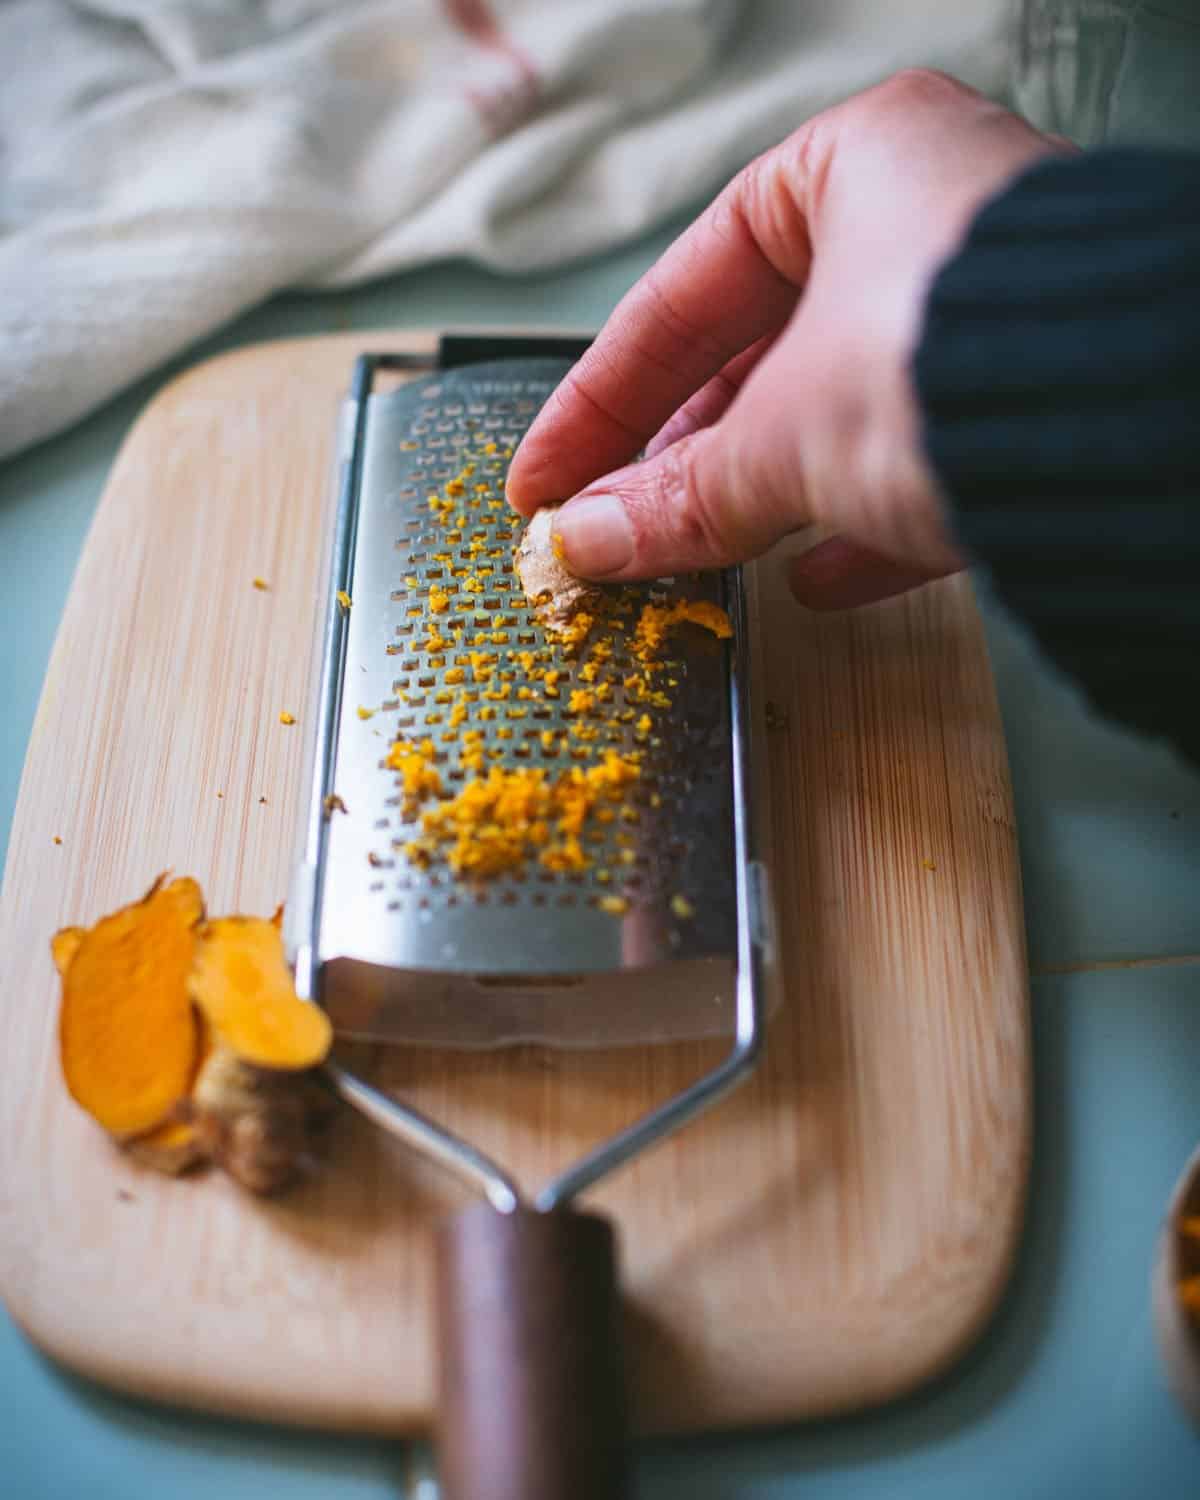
[0,0,1018,459]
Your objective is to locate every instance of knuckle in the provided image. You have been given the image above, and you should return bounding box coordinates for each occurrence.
[724,146,811,281]
[650,437,738,566]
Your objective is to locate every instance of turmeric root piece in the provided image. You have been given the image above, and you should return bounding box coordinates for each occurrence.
[515,506,600,626]
[127,1117,207,1176]
[190,1046,337,1194]
[58,875,204,1139]
[188,915,332,1070]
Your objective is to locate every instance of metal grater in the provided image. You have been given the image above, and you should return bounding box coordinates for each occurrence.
[283,343,775,1497]
[287,340,772,1052]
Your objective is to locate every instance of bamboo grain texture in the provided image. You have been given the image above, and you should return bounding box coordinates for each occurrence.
[0,332,1030,1435]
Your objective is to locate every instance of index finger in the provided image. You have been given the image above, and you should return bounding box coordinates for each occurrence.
[506,145,814,515]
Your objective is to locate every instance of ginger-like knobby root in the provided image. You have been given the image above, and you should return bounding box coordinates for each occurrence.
[188,1046,337,1195]
[52,884,337,1193]
[514,505,600,627]
[57,875,204,1138]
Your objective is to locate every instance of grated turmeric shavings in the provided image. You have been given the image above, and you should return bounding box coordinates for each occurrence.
[336,590,352,613]
[279,711,296,726]
[386,736,443,804]
[633,599,731,660]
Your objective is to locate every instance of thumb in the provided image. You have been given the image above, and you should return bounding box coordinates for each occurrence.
[551,389,807,581]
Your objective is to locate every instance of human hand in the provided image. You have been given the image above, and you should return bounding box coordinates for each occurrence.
[506,70,1070,608]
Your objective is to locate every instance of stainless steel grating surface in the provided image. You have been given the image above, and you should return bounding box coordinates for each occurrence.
[304,359,741,1042]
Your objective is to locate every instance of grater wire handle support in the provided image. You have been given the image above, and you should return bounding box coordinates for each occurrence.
[326,1061,520,1213]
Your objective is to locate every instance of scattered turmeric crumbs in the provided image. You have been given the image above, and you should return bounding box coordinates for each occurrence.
[336,590,352,613]
[252,577,269,592]
[279,711,296,726]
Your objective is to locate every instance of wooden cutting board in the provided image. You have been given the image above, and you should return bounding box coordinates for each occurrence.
[0,332,1029,1437]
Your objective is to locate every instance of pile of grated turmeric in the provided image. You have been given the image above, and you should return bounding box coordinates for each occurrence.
[401,748,640,878]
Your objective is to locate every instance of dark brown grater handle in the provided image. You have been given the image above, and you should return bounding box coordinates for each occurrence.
[435,1203,628,1500]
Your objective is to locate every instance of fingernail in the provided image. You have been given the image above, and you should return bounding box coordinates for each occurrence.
[553,494,634,576]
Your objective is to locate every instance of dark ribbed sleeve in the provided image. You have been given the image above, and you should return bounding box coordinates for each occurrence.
[913,148,1200,763]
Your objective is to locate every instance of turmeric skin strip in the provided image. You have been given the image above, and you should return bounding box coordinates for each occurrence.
[58,875,204,1139]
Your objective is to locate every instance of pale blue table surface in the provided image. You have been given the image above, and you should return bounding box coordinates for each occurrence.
[4,181,1200,1500]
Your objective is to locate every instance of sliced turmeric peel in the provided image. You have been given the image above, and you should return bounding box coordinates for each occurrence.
[188,916,332,1071]
[58,875,204,1139]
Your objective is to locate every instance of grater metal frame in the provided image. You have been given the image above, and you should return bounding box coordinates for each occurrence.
[289,337,770,1210]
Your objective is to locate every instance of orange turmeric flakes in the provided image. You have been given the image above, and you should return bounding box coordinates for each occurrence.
[1180,1276,1200,1314]
[540,835,588,873]
[547,609,595,653]
[57,875,204,1138]
[406,750,642,880]
[633,598,731,660]
[421,766,557,877]
[386,736,443,804]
